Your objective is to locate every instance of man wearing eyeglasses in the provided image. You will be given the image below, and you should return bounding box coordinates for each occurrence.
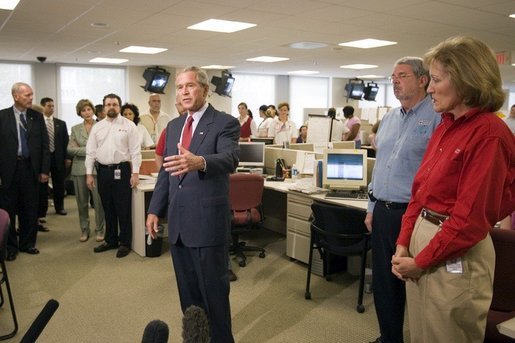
[365,57,440,343]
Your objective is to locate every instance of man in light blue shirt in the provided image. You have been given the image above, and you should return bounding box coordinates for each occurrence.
[366,57,440,343]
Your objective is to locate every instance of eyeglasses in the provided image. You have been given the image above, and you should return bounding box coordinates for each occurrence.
[389,73,415,82]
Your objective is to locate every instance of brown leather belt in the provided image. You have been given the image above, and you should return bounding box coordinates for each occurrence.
[421,208,448,226]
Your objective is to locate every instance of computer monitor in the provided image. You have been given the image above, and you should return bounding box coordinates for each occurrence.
[238,142,265,167]
[323,149,367,191]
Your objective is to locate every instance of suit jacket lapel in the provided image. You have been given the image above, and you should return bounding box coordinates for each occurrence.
[189,104,214,154]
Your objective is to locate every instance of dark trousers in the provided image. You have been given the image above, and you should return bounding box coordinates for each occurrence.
[0,159,39,252]
[372,202,406,343]
[96,162,132,247]
[38,152,66,216]
[171,238,233,343]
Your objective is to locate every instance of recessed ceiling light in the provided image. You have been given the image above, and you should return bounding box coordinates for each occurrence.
[0,0,20,10]
[202,65,235,69]
[246,56,290,63]
[338,39,397,49]
[90,22,110,29]
[119,46,167,54]
[288,42,328,49]
[509,14,515,19]
[340,64,378,70]
[357,74,385,79]
[188,19,256,33]
[89,57,128,64]
[288,70,320,75]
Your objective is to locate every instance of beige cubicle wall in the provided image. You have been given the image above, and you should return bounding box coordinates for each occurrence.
[264,146,323,176]
[331,141,356,149]
[289,143,315,152]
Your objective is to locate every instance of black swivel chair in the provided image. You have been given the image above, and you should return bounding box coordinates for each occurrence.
[229,173,266,267]
[0,209,18,340]
[305,202,371,313]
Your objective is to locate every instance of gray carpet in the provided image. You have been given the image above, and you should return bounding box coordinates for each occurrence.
[0,197,385,342]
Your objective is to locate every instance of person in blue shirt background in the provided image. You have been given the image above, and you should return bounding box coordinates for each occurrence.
[365,57,441,343]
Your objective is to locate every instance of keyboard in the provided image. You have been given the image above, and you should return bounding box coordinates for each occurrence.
[325,190,368,201]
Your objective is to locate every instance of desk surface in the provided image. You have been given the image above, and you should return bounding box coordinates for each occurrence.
[264,180,368,210]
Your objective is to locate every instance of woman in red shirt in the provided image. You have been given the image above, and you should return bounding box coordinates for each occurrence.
[392,36,515,342]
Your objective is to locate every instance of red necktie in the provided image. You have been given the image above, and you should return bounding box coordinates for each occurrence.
[181,115,194,150]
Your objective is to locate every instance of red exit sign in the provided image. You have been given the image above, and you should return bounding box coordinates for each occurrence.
[495,51,510,65]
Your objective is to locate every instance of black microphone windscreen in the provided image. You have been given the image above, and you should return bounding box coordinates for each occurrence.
[182,305,210,343]
[20,299,59,343]
[141,319,169,343]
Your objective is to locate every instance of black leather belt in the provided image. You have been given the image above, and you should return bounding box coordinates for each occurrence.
[376,199,408,210]
[369,192,408,210]
[96,161,130,169]
[421,208,448,226]
[17,156,28,160]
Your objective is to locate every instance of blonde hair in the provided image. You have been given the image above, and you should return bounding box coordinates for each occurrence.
[424,36,504,112]
[75,99,95,116]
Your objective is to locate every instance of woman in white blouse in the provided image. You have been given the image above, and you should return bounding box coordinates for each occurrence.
[268,102,297,145]
[121,103,154,149]
[257,105,275,138]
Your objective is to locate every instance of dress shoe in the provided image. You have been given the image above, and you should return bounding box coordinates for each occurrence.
[38,224,50,232]
[94,242,118,253]
[6,251,17,261]
[116,246,130,258]
[95,234,105,242]
[39,218,47,224]
[229,270,238,282]
[21,247,40,255]
[80,233,89,242]
[56,209,67,215]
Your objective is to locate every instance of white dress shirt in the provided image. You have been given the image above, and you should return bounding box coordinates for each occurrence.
[85,115,141,174]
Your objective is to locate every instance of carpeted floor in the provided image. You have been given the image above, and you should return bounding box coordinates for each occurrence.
[0,197,393,342]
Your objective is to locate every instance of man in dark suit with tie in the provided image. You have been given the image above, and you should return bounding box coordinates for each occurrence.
[39,97,70,217]
[146,67,240,343]
[0,82,50,260]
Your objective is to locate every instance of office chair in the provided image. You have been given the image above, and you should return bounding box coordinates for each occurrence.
[229,173,266,267]
[0,209,18,340]
[484,228,515,343]
[305,202,371,313]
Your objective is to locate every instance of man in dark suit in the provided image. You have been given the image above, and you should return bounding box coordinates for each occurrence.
[0,82,50,260]
[39,97,70,217]
[146,67,240,343]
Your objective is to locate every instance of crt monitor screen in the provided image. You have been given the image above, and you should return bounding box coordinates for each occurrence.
[149,73,169,92]
[323,149,367,190]
[238,142,265,167]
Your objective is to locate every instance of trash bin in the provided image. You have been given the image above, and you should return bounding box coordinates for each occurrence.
[145,225,164,257]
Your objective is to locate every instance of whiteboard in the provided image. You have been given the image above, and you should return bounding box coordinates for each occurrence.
[307,114,331,143]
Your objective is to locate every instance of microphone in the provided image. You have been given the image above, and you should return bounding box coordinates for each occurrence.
[20,299,59,343]
[141,319,169,343]
[182,305,210,343]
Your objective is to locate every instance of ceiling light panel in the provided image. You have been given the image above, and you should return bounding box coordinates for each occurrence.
[188,19,256,33]
[89,58,128,64]
[340,64,378,70]
[246,56,290,63]
[119,46,167,54]
[0,0,19,10]
[338,39,397,49]
[202,65,235,69]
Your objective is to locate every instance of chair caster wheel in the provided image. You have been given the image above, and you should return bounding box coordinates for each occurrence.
[356,304,365,313]
[305,292,311,300]
[259,252,265,258]
[238,260,246,267]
